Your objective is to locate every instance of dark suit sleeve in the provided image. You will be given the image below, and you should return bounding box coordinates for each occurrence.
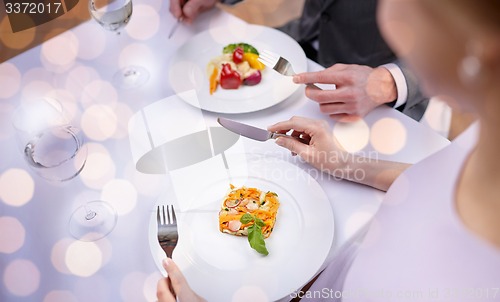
[391,60,429,121]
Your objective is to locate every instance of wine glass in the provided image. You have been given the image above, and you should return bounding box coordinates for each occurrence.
[89,0,149,89]
[12,97,87,182]
[12,98,118,241]
[69,200,118,241]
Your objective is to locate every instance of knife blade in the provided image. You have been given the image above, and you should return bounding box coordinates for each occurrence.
[217,117,288,142]
[168,17,182,39]
[168,0,189,39]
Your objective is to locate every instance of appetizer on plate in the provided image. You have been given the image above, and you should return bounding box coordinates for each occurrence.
[218,184,280,255]
[207,43,265,95]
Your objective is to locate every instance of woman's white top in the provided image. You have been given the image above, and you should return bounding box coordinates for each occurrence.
[305,124,500,301]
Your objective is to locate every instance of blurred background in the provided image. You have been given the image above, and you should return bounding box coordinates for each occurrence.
[0,0,472,138]
[0,0,305,63]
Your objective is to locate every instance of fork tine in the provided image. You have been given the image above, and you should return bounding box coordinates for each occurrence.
[260,49,278,59]
[156,206,161,225]
[166,204,171,224]
[171,205,177,224]
[257,56,273,67]
[162,205,167,225]
[258,49,279,67]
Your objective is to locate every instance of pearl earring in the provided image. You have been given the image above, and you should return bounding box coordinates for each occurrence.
[459,55,481,80]
[458,42,482,85]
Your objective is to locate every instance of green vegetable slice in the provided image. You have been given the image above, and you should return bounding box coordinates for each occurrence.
[223,43,259,55]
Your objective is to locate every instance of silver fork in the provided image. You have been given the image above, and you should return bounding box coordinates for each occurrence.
[258,49,321,89]
[157,205,178,258]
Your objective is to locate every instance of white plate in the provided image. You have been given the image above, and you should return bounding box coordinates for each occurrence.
[168,24,307,114]
[149,154,334,301]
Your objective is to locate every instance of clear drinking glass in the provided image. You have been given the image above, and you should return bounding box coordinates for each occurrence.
[12,97,87,182]
[12,98,118,241]
[89,0,149,89]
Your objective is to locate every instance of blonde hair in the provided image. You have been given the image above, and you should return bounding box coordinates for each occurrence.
[424,0,500,31]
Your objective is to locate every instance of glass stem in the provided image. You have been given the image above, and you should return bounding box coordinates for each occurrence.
[84,204,97,220]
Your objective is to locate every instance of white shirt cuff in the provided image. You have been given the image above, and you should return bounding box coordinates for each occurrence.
[380,63,408,108]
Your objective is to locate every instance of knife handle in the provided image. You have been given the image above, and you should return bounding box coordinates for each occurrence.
[306,83,322,90]
[270,132,310,144]
[270,132,287,139]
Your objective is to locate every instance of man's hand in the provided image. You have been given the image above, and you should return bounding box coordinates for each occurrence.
[293,64,398,121]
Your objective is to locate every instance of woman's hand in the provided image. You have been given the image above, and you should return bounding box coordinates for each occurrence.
[268,116,410,191]
[268,116,348,175]
[157,258,206,302]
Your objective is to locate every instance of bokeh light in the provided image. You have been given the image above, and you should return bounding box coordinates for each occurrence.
[41,30,79,67]
[101,179,138,216]
[126,164,164,197]
[370,118,407,155]
[65,65,101,98]
[0,63,22,99]
[0,103,15,140]
[422,97,452,137]
[21,80,54,101]
[22,67,57,88]
[73,23,106,60]
[111,102,134,139]
[51,238,73,274]
[81,80,117,108]
[208,17,250,44]
[73,275,111,301]
[0,169,35,207]
[52,235,112,272]
[120,272,149,302]
[43,290,78,302]
[0,216,25,253]
[143,272,162,302]
[125,5,160,41]
[44,89,79,123]
[3,259,40,296]
[65,241,103,277]
[81,104,118,141]
[333,119,370,153]
[79,143,116,190]
[143,0,163,10]
[93,237,113,266]
[118,43,154,70]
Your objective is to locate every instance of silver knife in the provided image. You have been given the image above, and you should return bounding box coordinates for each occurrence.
[168,17,182,39]
[168,0,188,39]
[217,117,289,142]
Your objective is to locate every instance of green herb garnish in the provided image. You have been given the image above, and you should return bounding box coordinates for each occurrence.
[240,213,269,255]
[223,43,259,55]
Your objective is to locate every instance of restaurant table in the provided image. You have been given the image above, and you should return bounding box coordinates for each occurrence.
[0,2,450,301]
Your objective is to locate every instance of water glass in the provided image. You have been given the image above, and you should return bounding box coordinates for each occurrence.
[12,97,87,182]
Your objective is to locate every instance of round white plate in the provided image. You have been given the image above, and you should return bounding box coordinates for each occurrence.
[149,154,334,301]
[168,24,307,114]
